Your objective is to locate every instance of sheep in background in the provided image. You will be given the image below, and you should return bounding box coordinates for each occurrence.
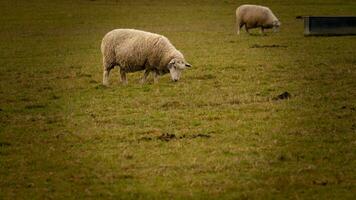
[236,5,281,35]
[101,29,191,85]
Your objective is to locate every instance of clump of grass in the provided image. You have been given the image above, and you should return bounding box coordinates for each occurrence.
[24,104,46,109]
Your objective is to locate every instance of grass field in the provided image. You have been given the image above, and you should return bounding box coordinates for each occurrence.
[1,0,356,199]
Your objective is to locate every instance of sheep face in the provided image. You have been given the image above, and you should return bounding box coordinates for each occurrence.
[273,20,281,32]
[168,59,191,82]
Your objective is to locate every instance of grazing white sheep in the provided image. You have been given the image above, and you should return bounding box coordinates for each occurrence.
[101,29,191,85]
[235,4,281,35]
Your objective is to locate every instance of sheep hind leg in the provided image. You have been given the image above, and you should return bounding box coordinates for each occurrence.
[245,27,250,35]
[260,27,265,35]
[236,20,241,35]
[103,62,114,86]
[238,24,244,35]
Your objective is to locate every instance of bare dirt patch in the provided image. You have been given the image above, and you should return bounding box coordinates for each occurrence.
[250,44,288,48]
[273,91,291,100]
[139,132,211,142]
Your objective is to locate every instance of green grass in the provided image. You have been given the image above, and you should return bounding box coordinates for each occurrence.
[1,0,356,199]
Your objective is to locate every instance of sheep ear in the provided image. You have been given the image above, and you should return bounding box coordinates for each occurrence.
[169,59,176,65]
[168,59,175,69]
[185,63,192,68]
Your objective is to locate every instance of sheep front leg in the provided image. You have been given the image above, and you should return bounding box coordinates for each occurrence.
[153,71,159,84]
[120,69,128,85]
[140,70,150,84]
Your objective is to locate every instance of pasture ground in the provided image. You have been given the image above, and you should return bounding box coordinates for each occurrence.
[0,0,355,199]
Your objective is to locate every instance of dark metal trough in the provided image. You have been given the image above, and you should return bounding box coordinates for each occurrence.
[298,16,356,36]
